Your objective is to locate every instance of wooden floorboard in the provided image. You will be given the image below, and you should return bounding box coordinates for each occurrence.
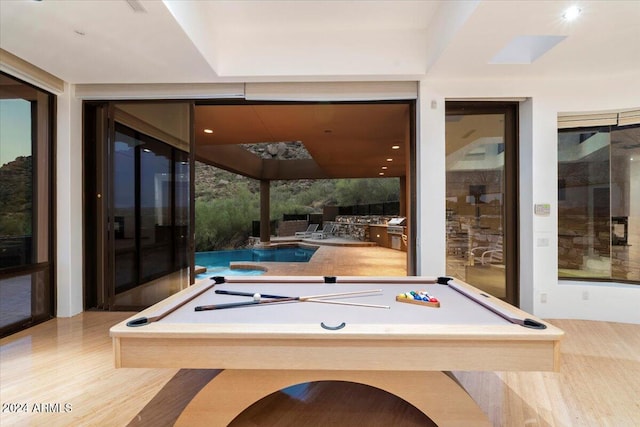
[127,369,221,427]
[1,314,639,426]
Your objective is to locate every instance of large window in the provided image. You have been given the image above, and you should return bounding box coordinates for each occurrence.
[558,121,640,283]
[0,72,54,337]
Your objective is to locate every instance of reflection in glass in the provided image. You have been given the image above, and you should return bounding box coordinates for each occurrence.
[0,99,33,268]
[112,122,191,295]
[0,274,31,328]
[445,114,506,298]
[0,72,54,336]
[558,124,639,282]
[175,152,190,269]
[140,140,172,282]
[113,127,138,292]
[0,271,50,329]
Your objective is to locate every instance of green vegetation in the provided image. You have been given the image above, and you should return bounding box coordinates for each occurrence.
[334,178,399,206]
[194,162,400,251]
[0,156,32,237]
[195,182,259,251]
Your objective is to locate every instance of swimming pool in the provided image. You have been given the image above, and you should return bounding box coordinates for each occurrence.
[198,266,265,278]
[195,246,318,277]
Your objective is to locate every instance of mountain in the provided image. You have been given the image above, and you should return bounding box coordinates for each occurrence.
[0,156,32,236]
[195,142,317,203]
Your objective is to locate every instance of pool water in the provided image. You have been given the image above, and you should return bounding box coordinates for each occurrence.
[195,246,318,278]
[199,267,265,278]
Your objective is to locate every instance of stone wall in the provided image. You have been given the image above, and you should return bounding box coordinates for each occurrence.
[334,215,400,241]
[558,215,610,270]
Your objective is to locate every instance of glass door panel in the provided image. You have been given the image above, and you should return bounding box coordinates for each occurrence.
[110,119,192,308]
[175,151,190,270]
[445,110,508,299]
[86,102,193,310]
[139,139,173,282]
[113,125,138,293]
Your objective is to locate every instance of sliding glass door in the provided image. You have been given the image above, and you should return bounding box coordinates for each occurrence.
[84,101,193,310]
[114,124,175,291]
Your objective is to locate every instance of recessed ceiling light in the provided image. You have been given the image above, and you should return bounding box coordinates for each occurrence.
[204,129,213,134]
[379,172,385,176]
[392,145,400,149]
[386,158,393,162]
[74,30,86,36]
[381,166,388,170]
[562,5,581,21]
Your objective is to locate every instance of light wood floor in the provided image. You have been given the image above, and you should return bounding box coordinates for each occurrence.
[1,313,639,427]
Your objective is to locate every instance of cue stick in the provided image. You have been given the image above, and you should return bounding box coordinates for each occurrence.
[214,289,390,309]
[215,290,294,299]
[194,289,382,311]
[302,298,389,309]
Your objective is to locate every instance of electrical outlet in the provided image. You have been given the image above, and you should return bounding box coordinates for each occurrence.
[540,293,547,303]
[582,291,589,301]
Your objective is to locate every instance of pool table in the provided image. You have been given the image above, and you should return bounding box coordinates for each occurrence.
[110,276,563,426]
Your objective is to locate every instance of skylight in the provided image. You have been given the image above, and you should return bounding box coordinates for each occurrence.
[490,35,567,64]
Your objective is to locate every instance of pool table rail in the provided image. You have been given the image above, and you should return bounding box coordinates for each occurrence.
[112,333,561,372]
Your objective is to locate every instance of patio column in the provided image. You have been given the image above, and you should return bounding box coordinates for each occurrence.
[260,179,270,245]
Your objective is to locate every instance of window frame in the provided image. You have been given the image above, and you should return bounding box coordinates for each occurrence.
[0,71,56,337]
[557,122,640,285]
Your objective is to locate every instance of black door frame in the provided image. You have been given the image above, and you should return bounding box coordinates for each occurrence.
[83,100,196,310]
[445,101,519,305]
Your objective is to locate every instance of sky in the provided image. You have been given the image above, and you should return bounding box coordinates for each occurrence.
[0,99,32,167]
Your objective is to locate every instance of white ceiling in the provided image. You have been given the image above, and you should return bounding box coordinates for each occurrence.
[1,0,638,84]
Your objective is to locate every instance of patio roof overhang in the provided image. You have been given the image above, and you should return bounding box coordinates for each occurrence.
[194,102,411,180]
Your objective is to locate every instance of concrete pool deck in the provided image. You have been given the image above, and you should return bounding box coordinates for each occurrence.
[230,238,407,276]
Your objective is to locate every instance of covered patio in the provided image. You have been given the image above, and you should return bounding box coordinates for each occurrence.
[194,102,412,249]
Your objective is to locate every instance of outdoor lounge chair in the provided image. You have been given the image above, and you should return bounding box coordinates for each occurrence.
[295,224,319,237]
[470,236,503,266]
[311,223,335,239]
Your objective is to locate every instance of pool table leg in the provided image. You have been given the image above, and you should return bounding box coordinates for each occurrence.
[174,369,491,427]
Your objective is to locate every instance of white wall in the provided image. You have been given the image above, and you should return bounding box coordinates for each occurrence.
[423,74,640,324]
[36,73,640,323]
[415,84,446,277]
[533,79,640,324]
[56,83,83,317]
